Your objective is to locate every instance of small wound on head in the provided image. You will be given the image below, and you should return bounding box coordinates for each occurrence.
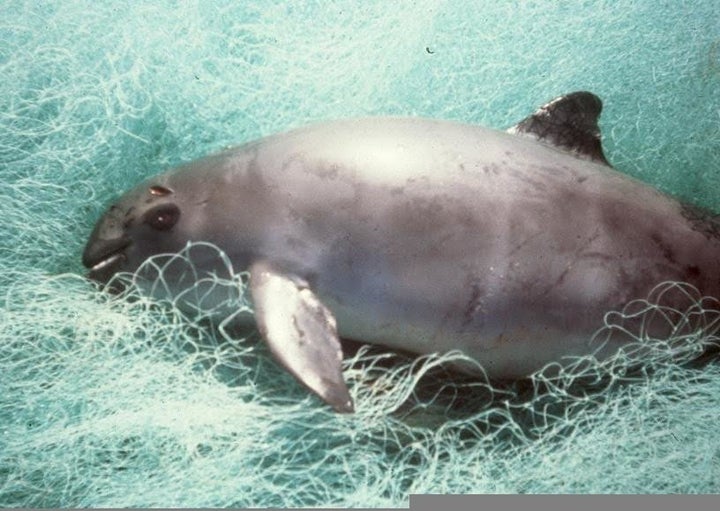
[149,185,173,196]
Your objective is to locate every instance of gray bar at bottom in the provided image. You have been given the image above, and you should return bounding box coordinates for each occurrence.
[411,494,720,511]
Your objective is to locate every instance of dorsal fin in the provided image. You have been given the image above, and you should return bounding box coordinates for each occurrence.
[507,91,611,166]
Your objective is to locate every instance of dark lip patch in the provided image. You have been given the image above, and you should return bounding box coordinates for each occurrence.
[87,251,126,284]
[83,236,132,284]
[89,252,124,273]
[82,237,131,269]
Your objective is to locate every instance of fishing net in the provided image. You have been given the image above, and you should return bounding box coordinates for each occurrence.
[2,0,719,506]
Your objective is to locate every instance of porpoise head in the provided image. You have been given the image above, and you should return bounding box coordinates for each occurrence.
[82,181,192,285]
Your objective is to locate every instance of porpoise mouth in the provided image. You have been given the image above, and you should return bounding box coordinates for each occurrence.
[88,252,124,273]
[82,237,131,282]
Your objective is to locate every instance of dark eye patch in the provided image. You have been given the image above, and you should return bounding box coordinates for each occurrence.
[149,185,173,196]
[143,204,181,231]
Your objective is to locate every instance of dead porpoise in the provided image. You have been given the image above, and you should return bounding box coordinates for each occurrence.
[82,92,720,412]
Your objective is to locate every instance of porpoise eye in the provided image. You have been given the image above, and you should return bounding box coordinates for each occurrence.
[144,204,181,231]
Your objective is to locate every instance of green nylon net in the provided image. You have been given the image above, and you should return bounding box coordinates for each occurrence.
[1,0,719,506]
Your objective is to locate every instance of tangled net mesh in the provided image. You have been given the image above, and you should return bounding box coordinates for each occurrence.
[3,243,720,506]
[2,0,720,506]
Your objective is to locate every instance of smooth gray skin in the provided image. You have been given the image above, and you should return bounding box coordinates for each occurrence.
[83,93,720,412]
